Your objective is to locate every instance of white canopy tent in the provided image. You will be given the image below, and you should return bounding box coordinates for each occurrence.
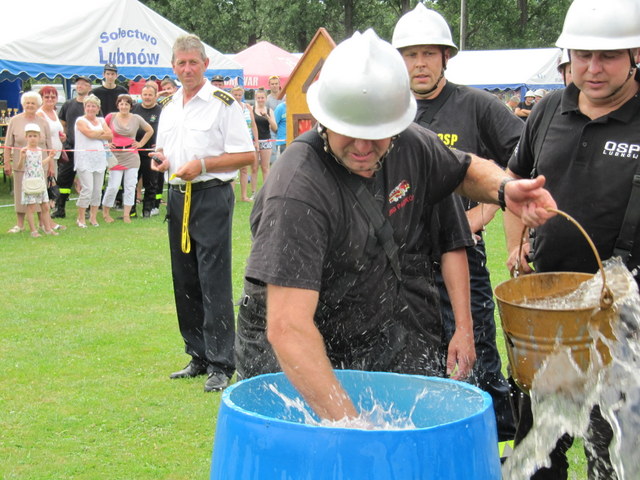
[446,48,564,92]
[0,0,242,82]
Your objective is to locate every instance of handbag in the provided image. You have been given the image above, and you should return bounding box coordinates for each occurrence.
[103,114,119,169]
[47,176,60,201]
[23,176,47,195]
[104,142,118,169]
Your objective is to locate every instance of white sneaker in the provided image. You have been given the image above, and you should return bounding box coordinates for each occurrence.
[150,208,160,216]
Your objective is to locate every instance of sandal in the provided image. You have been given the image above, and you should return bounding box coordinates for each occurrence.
[44,230,59,236]
[76,220,87,229]
[53,224,67,231]
[30,231,42,238]
[7,225,24,234]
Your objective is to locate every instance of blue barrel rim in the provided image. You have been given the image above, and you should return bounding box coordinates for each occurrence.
[221,369,493,433]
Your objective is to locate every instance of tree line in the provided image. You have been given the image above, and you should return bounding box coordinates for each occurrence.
[142,0,572,54]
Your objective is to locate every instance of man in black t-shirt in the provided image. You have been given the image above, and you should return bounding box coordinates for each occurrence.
[92,63,128,116]
[53,76,93,218]
[393,3,523,443]
[235,29,557,423]
[514,91,536,119]
[132,83,162,217]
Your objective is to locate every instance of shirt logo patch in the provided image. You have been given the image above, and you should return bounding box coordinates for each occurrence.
[603,141,640,159]
[389,180,411,204]
[437,132,459,147]
[388,180,414,216]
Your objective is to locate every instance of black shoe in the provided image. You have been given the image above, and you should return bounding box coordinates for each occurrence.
[142,210,151,218]
[204,372,230,392]
[51,209,66,219]
[169,361,208,379]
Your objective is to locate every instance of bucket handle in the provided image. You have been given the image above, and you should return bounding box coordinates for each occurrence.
[514,208,614,309]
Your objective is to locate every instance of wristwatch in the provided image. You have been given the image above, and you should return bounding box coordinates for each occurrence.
[498,178,515,211]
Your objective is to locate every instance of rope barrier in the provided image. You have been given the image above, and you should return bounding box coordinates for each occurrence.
[0,145,156,154]
[1,139,277,155]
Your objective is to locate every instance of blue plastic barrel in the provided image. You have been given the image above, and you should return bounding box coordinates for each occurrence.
[210,370,500,480]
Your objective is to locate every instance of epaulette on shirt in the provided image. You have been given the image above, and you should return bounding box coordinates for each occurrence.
[213,89,234,106]
[159,94,174,108]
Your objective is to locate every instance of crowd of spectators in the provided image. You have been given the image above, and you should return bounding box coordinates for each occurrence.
[3,65,287,234]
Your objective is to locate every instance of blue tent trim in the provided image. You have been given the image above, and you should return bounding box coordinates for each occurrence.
[473,83,564,92]
[0,59,242,83]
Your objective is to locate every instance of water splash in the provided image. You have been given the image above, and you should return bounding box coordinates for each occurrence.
[267,383,422,430]
[503,258,640,479]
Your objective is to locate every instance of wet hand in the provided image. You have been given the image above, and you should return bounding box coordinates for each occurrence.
[507,244,534,276]
[505,176,557,227]
[446,330,476,380]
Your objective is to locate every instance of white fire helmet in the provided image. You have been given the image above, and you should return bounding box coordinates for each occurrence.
[557,49,570,72]
[524,91,536,98]
[391,3,458,57]
[556,0,640,51]
[306,29,416,140]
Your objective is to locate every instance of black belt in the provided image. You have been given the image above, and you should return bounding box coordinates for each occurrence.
[169,178,230,193]
[114,144,133,150]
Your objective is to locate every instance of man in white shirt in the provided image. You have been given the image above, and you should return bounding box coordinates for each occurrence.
[152,35,254,392]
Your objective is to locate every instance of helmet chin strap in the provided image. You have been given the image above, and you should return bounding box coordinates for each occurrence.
[318,125,396,174]
[411,48,448,98]
[569,49,637,99]
[605,50,636,99]
[411,69,445,97]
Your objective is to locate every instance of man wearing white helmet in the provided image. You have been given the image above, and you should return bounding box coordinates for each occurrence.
[515,90,537,118]
[557,49,573,86]
[392,3,522,444]
[505,0,640,477]
[235,29,556,422]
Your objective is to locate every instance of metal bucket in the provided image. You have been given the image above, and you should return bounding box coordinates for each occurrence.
[210,370,501,480]
[494,209,615,393]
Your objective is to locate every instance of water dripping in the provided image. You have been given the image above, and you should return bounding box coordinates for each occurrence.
[503,258,640,479]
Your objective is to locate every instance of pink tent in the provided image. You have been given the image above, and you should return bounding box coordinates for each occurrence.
[232,41,299,89]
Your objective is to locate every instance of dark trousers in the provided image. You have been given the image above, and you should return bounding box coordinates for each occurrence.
[55,150,76,209]
[167,183,236,377]
[155,174,165,209]
[138,153,162,213]
[437,240,516,441]
[510,379,617,480]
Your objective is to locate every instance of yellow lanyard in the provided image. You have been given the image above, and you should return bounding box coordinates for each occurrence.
[171,175,192,254]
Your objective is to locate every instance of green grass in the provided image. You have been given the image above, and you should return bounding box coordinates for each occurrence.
[0,178,587,479]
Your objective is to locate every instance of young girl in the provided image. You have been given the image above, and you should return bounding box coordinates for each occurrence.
[18,123,57,237]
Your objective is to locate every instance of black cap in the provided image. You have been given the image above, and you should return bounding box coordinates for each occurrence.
[104,63,118,73]
[75,75,92,84]
[211,74,224,82]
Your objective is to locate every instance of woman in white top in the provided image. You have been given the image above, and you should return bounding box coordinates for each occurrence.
[74,95,112,228]
[36,86,68,231]
[36,86,66,177]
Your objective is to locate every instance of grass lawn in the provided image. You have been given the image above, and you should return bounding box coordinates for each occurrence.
[0,176,586,479]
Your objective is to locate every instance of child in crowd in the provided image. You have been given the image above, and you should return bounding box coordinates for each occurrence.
[18,123,58,237]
